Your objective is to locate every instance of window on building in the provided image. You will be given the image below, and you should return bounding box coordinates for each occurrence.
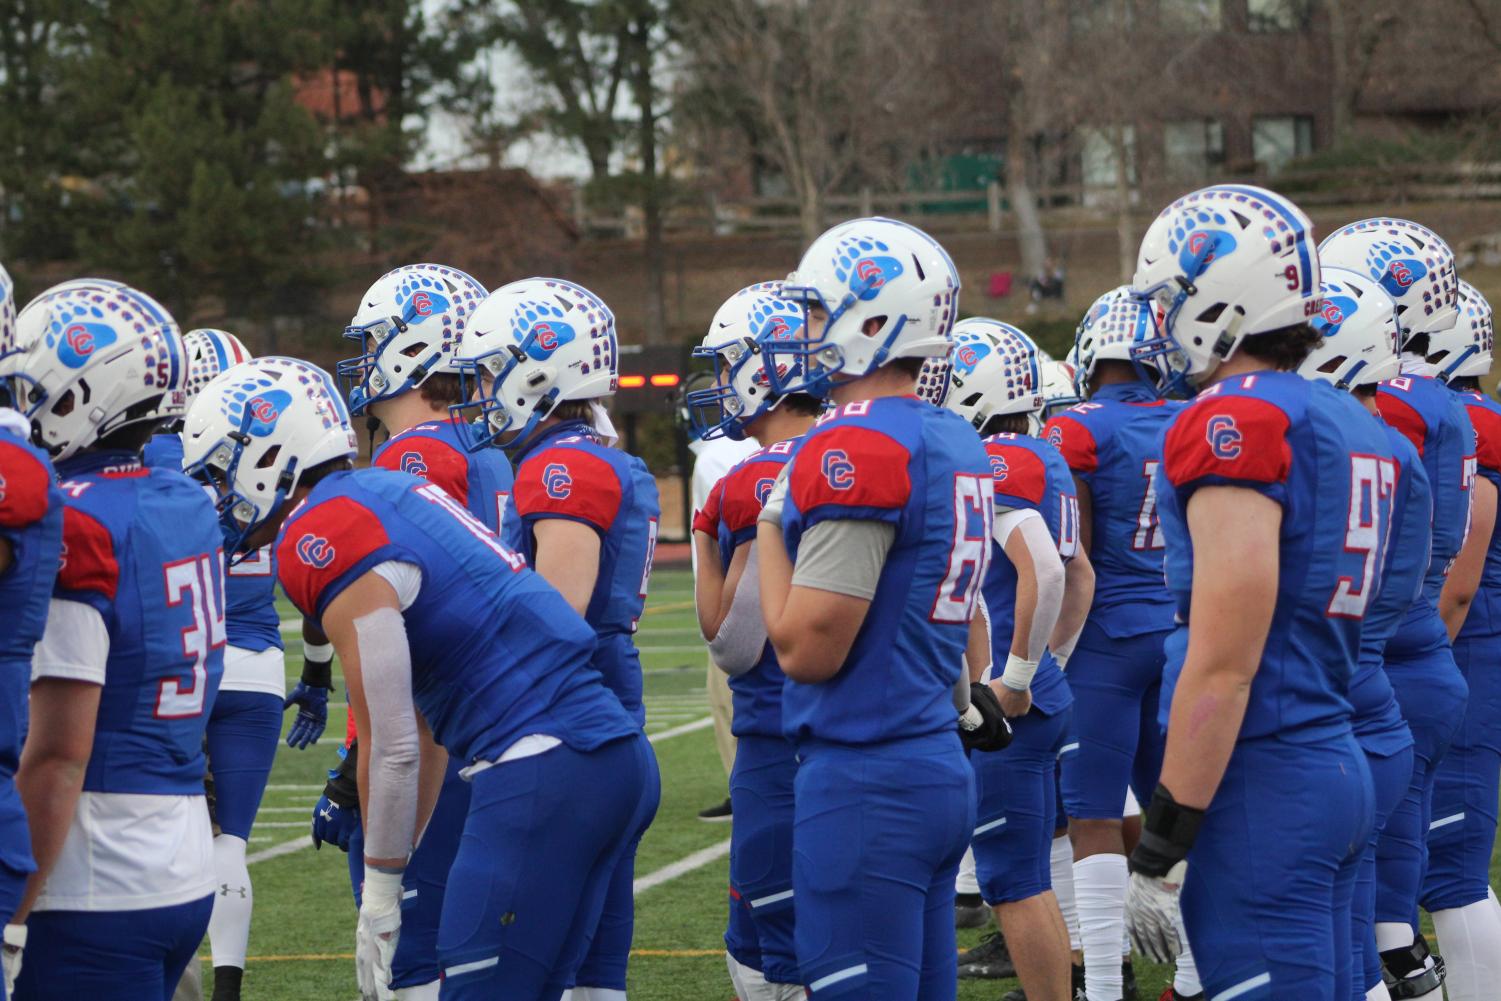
[1080,125,1138,199]
[1247,0,1313,32]
[1251,115,1314,174]
[1159,0,1222,31]
[1163,120,1226,181]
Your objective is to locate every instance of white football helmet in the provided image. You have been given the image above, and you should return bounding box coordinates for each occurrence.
[688,281,812,441]
[7,282,187,460]
[451,277,617,452]
[1297,267,1400,391]
[0,264,14,359]
[1074,286,1160,392]
[182,356,358,555]
[1038,356,1082,419]
[1427,280,1493,383]
[339,263,488,415]
[766,217,960,396]
[1318,218,1458,349]
[942,319,1043,432]
[1130,185,1320,393]
[182,329,254,401]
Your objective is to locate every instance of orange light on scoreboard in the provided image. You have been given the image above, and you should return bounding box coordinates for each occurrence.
[649,374,680,388]
[617,373,679,389]
[618,375,647,388]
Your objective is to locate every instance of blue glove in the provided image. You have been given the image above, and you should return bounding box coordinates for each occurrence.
[284,681,330,749]
[311,794,360,852]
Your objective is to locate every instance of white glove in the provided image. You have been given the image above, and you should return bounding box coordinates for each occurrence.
[1124,860,1187,963]
[3,923,26,997]
[356,868,403,1001]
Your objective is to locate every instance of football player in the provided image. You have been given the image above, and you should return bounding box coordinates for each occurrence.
[688,282,825,1000]
[453,277,660,1001]
[1321,218,1477,999]
[182,356,657,1001]
[0,265,65,999]
[337,262,503,1001]
[751,216,986,999]
[141,327,287,1001]
[1044,288,1183,1001]
[7,282,224,1000]
[939,320,1095,1001]
[1421,280,1501,1001]
[1121,185,1395,1000]
[1296,267,1423,1001]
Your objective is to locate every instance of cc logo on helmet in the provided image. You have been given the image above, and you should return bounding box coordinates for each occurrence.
[65,324,97,357]
[821,449,855,491]
[296,534,336,569]
[535,322,561,352]
[248,397,279,424]
[411,291,435,316]
[1320,300,1346,325]
[543,462,573,500]
[1205,414,1242,460]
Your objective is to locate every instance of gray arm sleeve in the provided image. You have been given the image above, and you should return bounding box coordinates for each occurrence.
[1009,515,1066,662]
[355,606,420,862]
[709,544,768,676]
[790,519,897,600]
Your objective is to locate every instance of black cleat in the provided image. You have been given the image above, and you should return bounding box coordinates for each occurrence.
[1001,962,1084,1000]
[1121,958,1138,1000]
[697,797,733,822]
[956,930,1016,979]
[955,892,991,929]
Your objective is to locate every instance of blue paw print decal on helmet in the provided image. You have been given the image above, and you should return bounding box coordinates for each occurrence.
[1313,294,1359,338]
[831,236,904,301]
[1167,210,1238,277]
[51,320,117,369]
[952,339,991,375]
[512,300,577,360]
[219,376,282,433]
[1362,241,1429,298]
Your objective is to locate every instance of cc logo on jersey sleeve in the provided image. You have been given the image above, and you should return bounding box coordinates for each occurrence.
[400,451,428,476]
[1206,415,1242,459]
[755,477,776,506]
[295,534,336,569]
[543,462,573,500]
[821,450,856,491]
[988,453,1009,480]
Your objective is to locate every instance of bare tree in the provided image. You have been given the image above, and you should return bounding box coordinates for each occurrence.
[680,0,944,246]
[1326,0,1399,145]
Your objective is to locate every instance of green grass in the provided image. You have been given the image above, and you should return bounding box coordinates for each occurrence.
[221,569,1499,999]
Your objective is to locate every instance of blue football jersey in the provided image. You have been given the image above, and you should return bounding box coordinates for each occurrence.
[1453,388,1501,611]
[276,468,636,764]
[714,436,801,739]
[371,417,514,535]
[1156,372,1397,743]
[978,432,1077,716]
[1042,381,1181,637]
[1349,425,1428,755]
[145,432,282,652]
[0,430,62,875]
[504,422,661,727]
[780,396,995,745]
[53,451,226,795]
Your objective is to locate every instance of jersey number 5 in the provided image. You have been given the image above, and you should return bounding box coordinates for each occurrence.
[157,552,227,718]
[1327,454,1396,620]
[931,474,995,623]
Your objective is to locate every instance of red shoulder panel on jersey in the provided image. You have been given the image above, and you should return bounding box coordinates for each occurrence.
[58,506,118,600]
[1464,401,1501,474]
[721,459,784,533]
[1042,415,1098,474]
[514,447,622,531]
[0,439,52,528]
[374,434,471,501]
[984,440,1047,506]
[790,425,912,513]
[1164,395,1292,488]
[276,496,393,617]
[1375,390,1426,457]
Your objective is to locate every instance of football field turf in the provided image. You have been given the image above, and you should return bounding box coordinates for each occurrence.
[222,566,1498,999]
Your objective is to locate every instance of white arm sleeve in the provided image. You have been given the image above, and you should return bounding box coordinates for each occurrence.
[1000,513,1066,664]
[354,605,420,863]
[32,599,109,684]
[709,544,768,676]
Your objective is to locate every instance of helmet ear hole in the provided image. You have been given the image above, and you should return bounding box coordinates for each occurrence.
[1196,303,1228,324]
[256,445,281,470]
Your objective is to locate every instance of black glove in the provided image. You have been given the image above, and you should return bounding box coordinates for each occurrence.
[1128,784,1206,877]
[958,682,1014,753]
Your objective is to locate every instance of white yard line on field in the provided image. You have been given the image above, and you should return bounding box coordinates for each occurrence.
[633,838,732,896]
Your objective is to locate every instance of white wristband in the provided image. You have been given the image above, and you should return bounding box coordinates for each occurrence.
[361,867,404,911]
[304,640,335,662]
[959,703,985,731]
[1000,653,1039,692]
